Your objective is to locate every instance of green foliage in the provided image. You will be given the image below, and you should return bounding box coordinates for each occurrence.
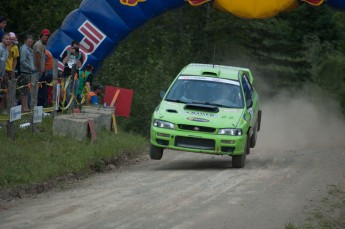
[313,53,345,113]
[0,116,147,188]
[2,2,345,135]
[3,0,81,41]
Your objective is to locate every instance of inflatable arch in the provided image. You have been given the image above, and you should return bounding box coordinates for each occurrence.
[47,0,345,72]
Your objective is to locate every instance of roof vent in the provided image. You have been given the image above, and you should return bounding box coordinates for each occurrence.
[202,70,219,77]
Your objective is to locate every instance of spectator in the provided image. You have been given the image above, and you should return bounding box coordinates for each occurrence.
[19,35,35,112]
[77,64,94,100]
[87,84,102,105]
[0,33,11,113]
[0,16,6,39]
[6,32,20,78]
[33,29,50,107]
[12,34,20,77]
[45,49,54,106]
[62,40,83,104]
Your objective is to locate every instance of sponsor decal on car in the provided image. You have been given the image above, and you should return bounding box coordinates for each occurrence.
[184,111,219,118]
[178,75,240,86]
[187,117,210,122]
[167,102,179,107]
[223,109,239,112]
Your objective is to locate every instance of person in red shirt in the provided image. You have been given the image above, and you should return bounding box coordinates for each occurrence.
[45,49,54,106]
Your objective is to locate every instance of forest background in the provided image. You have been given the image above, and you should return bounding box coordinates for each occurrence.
[3,1,345,135]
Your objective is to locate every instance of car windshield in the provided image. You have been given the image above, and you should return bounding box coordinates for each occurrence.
[165,75,244,108]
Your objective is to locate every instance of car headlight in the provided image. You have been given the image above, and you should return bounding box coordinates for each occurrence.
[218,128,242,136]
[153,119,176,129]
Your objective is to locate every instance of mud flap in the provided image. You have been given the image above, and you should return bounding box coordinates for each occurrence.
[257,110,262,132]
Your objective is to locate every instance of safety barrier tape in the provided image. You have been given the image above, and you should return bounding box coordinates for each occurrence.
[0,75,91,121]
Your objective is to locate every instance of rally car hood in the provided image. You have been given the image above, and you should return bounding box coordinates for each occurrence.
[155,101,244,128]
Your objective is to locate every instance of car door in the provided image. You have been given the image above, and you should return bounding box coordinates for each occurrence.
[241,73,259,128]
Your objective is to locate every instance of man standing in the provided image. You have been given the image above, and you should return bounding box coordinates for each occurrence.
[62,40,83,104]
[33,29,50,107]
[0,33,11,113]
[0,16,6,39]
[19,35,35,112]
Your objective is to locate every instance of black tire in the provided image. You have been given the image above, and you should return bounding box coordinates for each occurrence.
[232,135,249,168]
[250,123,258,148]
[257,110,262,132]
[232,154,246,168]
[149,145,163,160]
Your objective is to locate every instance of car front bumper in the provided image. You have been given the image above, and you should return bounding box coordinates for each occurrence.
[150,126,247,156]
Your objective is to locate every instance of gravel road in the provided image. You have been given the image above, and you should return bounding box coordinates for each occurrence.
[0,94,345,229]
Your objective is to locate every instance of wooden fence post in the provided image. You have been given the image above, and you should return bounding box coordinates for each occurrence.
[7,72,17,140]
[52,59,58,117]
[31,72,39,133]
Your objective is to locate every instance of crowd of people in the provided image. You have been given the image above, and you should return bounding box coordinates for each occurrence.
[0,16,103,115]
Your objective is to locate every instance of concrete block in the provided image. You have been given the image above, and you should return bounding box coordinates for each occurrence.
[53,113,102,140]
[82,106,115,131]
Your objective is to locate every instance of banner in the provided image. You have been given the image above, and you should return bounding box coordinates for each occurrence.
[104,86,133,118]
[47,0,186,73]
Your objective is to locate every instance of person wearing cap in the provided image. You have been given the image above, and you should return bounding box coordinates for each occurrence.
[0,16,6,40]
[33,29,50,107]
[5,32,20,78]
[87,84,103,105]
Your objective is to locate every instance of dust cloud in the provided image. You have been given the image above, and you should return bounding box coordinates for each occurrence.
[256,88,345,151]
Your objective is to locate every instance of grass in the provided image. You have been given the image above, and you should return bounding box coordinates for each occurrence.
[0,114,148,189]
[285,185,345,229]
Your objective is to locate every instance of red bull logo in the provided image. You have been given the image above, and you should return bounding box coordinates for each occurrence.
[78,21,106,54]
[187,0,210,6]
[302,0,325,6]
[120,0,146,6]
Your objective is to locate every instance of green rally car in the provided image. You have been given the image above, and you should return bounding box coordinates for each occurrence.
[150,63,262,168]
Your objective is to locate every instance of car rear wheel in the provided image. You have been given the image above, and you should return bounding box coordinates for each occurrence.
[149,145,163,160]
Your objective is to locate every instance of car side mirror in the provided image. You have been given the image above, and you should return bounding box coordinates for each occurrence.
[246,98,253,108]
[160,91,166,99]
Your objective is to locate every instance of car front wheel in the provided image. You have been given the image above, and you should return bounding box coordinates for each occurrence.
[149,145,163,160]
[232,135,249,168]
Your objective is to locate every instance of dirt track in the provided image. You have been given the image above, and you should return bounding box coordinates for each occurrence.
[0,95,345,229]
